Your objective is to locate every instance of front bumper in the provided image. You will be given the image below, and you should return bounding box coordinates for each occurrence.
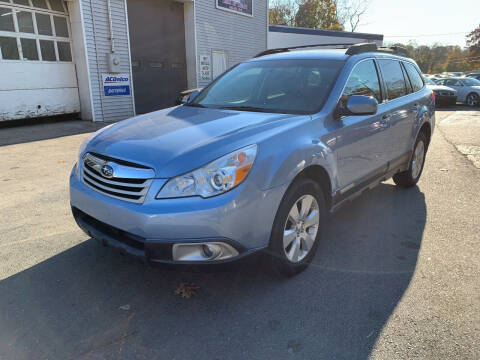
[70,166,286,264]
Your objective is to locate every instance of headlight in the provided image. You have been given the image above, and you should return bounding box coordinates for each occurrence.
[157,144,257,198]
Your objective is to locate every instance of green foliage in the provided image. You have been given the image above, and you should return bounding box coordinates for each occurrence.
[467,24,480,58]
[295,0,343,30]
[389,42,478,73]
[268,0,343,30]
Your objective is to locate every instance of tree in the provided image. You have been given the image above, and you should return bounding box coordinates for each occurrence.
[334,0,370,32]
[269,0,296,26]
[294,0,343,30]
[466,24,480,61]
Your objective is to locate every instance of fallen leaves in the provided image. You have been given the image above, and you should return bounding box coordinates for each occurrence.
[175,282,200,298]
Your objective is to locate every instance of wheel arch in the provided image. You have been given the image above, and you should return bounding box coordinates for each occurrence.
[466,91,480,106]
[292,165,333,210]
[419,121,432,147]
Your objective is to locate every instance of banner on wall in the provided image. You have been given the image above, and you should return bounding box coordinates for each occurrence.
[216,0,252,16]
[102,74,131,96]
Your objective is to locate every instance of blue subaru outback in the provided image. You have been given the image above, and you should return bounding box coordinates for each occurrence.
[70,43,435,276]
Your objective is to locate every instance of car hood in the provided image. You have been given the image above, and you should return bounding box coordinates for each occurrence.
[426,84,456,93]
[86,105,306,178]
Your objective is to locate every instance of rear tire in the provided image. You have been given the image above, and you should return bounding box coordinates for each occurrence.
[466,93,479,107]
[393,131,427,187]
[267,178,327,277]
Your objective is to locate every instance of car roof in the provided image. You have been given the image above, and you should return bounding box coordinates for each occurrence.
[251,48,412,63]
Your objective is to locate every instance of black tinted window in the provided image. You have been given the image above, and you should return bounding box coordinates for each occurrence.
[404,63,424,92]
[341,59,381,106]
[379,60,407,100]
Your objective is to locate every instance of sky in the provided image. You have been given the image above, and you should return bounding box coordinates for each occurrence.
[354,0,479,47]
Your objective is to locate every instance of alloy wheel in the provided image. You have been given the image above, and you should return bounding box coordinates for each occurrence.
[411,140,425,179]
[467,94,479,107]
[283,195,320,263]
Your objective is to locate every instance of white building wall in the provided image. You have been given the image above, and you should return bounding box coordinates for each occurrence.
[67,0,93,120]
[80,0,134,122]
[195,0,268,87]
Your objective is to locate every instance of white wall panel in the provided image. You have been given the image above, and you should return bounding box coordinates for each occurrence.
[195,0,268,87]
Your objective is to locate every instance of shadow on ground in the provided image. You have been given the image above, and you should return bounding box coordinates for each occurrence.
[0,184,426,360]
[0,120,107,147]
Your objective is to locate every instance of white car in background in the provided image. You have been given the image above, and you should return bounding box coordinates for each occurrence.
[435,77,480,107]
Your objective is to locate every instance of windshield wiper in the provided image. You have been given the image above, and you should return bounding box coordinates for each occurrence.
[218,106,275,113]
[184,103,206,108]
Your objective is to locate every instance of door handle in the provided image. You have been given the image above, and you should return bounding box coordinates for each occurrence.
[381,114,391,121]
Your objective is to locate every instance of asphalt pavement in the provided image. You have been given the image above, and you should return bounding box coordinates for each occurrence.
[0,108,479,359]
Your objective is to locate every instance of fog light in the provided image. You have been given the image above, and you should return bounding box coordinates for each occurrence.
[172,242,239,262]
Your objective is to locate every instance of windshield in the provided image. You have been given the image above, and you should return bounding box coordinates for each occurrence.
[462,77,480,86]
[189,59,344,114]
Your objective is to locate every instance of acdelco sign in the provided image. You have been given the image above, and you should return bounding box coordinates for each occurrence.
[102,73,131,97]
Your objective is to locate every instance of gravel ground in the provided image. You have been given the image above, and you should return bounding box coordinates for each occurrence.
[0,108,479,360]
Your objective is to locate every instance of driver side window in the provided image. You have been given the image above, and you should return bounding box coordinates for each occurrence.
[340,60,382,107]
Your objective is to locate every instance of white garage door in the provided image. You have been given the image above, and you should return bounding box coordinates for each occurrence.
[0,0,80,121]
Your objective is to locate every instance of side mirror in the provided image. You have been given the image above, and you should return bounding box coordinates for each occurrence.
[335,95,378,119]
[178,89,201,105]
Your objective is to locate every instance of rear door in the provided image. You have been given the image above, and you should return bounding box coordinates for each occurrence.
[377,59,414,164]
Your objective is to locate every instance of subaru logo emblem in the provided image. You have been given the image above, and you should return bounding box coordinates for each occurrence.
[101,164,114,178]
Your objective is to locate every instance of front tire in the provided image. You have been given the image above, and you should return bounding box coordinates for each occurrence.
[393,131,427,187]
[267,178,326,276]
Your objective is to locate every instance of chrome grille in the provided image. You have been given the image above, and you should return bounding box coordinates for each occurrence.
[81,153,154,203]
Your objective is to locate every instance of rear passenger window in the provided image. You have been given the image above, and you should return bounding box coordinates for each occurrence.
[378,60,407,100]
[341,59,381,106]
[404,63,424,92]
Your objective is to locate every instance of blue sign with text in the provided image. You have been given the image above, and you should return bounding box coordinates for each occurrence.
[102,74,131,97]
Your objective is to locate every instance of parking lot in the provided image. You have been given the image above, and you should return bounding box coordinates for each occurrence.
[0,108,479,359]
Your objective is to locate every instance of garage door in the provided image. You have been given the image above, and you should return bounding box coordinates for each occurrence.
[127,0,187,114]
[0,0,80,121]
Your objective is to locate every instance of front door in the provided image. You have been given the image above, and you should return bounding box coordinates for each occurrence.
[127,0,187,114]
[324,59,389,190]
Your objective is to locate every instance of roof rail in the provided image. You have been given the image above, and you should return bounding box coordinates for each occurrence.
[345,42,377,55]
[254,43,354,58]
[254,42,410,58]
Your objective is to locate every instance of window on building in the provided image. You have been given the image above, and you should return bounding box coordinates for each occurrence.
[53,15,68,37]
[341,59,382,106]
[32,0,48,9]
[0,36,20,59]
[0,7,15,32]
[57,40,71,61]
[48,0,64,12]
[36,13,52,35]
[0,1,71,62]
[17,11,35,33]
[404,62,424,92]
[12,0,29,6]
[378,60,407,100]
[39,39,55,60]
[20,37,38,60]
